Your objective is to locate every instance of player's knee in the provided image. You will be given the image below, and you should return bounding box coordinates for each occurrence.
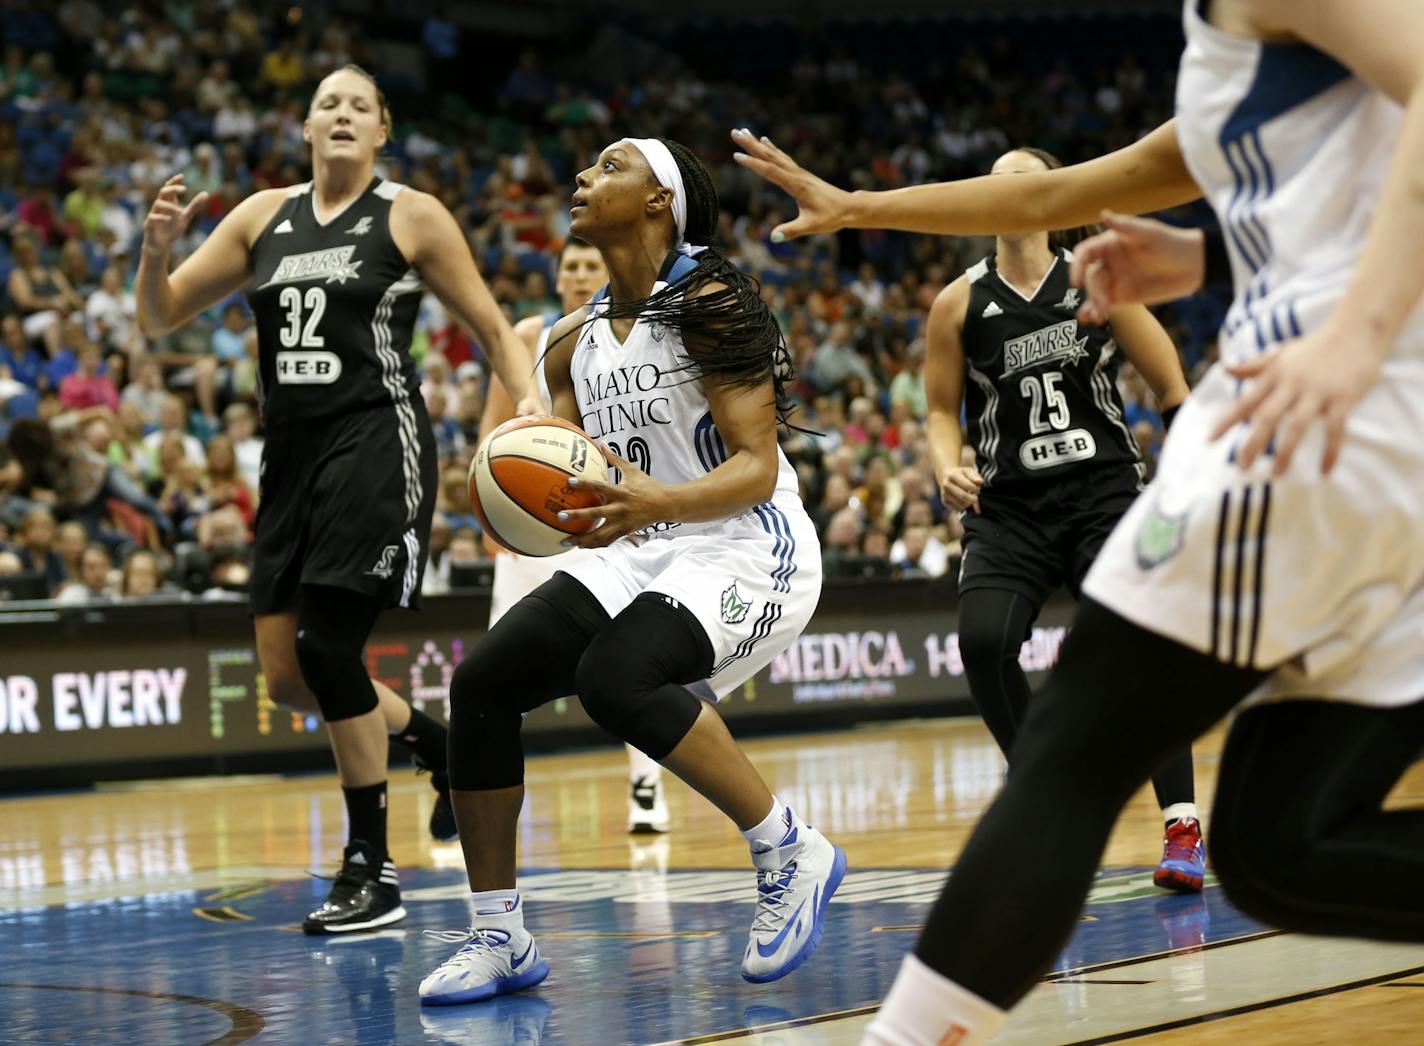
[293,625,377,722]
[447,639,524,724]
[575,642,700,759]
[957,611,1019,673]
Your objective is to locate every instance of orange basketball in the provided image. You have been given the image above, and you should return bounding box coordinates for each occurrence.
[467,415,608,557]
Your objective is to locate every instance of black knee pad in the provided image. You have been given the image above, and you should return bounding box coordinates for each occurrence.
[294,623,378,722]
[574,594,711,760]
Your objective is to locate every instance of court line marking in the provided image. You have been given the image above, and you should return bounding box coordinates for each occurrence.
[0,983,264,1046]
[1060,962,1424,1044]
[644,932,1285,1045]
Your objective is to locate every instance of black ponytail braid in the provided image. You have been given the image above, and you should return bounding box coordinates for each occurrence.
[593,139,803,430]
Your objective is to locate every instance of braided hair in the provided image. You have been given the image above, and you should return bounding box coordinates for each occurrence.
[591,140,801,429]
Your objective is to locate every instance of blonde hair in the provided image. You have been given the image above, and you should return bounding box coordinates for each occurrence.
[310,63,393,139]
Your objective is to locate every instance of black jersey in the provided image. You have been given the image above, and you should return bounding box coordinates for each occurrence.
[960,248,1143,491]
[248,178,423,429]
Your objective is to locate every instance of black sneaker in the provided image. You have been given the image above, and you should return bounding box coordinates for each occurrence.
[302,841,407,936]
[428,768,458,842]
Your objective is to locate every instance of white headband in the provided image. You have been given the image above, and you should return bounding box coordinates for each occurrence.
[621,137,704,257]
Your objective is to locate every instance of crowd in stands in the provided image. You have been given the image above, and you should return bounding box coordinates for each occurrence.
[0,1,1215,604]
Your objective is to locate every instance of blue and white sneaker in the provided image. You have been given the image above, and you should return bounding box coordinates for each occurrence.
[740,815,847,983]
[419,923,550,1006]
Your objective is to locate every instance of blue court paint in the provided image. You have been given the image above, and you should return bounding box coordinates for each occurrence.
[0,866,1257,1045]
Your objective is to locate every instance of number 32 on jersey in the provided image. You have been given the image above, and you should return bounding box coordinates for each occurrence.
[1018,369,1096,470]
[275,286,343,384]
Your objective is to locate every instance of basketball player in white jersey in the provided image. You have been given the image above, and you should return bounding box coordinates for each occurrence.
[420,137,843,1006]
[735,0,1424,1040]
[479,238,673,834]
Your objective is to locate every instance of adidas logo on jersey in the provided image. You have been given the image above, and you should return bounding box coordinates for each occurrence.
[982,301,1004,319]
[274,219,294,234]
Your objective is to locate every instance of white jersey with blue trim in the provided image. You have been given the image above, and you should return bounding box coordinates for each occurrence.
[568,253,803,540]
[1178,0,1424,365]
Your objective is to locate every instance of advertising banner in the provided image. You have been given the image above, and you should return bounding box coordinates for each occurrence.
[0,581,1074,785]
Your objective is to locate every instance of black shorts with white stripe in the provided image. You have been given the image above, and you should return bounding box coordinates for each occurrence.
[250,401,438,615]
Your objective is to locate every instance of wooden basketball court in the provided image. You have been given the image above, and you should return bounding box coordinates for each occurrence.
[2,717,1420,1044]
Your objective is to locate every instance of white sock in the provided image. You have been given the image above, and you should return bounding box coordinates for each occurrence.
[466,888,524,931]
[1162,802,1198,825]
[741,797,797,847]
[626,744,662,785]
[863,954,1006,1046]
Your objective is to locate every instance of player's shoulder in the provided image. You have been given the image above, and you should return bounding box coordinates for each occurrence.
[230,187,297,243]
[545,306,591,357]
[930,273,974,324]
[388,185,446,224]
[513,313,546,352]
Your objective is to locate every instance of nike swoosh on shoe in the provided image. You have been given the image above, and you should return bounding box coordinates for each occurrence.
[756,899,807,958]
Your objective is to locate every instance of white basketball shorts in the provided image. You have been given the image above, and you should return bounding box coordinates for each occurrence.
[555,501,823,700]
[1085,359,1424,709]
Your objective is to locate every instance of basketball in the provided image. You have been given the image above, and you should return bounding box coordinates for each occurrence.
[467,414,608,557]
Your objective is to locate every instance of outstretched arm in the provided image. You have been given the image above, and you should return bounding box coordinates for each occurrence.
[731,122,1200,241]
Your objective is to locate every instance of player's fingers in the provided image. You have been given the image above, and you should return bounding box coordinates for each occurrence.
[557,504,608,522]
[1235,385,1294,469]
[179,191,209,223]
[593,444,636,474]
[1270,395,1319,477]
[1321,401,1349,475]
[565,475,613,499]
[966,468,984,487]
[1221,355,1270,380]
[1209,371,1275,440]
[147,201,183,221]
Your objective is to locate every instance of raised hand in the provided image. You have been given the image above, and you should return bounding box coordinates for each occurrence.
[730,128,855,242]
[1070,212,1208,326]
[141,174,210,257]
[557,445,671,548]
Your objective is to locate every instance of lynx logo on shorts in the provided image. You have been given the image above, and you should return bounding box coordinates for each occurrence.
[721,581,750,625]
[1136,501,1188,569]
[276,350,342,384]
[1000,320,1090,377]
[366,544,401,580]
[260,245,362,288]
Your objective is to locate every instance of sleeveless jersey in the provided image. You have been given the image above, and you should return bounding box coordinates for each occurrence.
[248,178,423,428]
[960,247,1142,490]
[570,252,802,539]
[1178,0,1424,367]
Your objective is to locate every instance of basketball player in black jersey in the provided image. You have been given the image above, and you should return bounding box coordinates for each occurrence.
[136,65,539,934]
[929,148,1202,890]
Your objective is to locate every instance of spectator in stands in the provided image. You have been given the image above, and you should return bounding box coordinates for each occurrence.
[891,523,950,579]
[121,357,166,429]
[12,504,66,594]
[54,519,87,580]
[58,343,118,411]
[222,402,263,491]
[425,385,465,462]
[8,235,84,357]
[142,394,204,466]
[203,434,254,532]
[58,238,97,299]
[55,542,114,603]
[161,456,210,541]
[810,321,877,394]
[821,506,865,577]
[85,264,144,360]
[421,513,455,596]
[1,315,47,391]
[119,547,164,598]
[63,168,106,240]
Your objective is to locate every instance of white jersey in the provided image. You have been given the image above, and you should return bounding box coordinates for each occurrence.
[1084,2,1424,709]
[570,255,803,541]
[1176,0,1422,366]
